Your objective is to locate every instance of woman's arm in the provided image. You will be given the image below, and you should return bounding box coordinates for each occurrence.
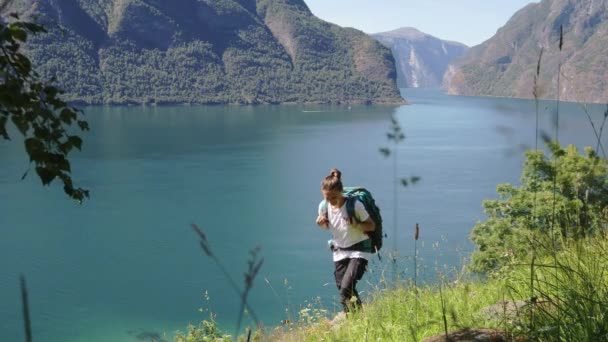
[358,217,375,232]
[353,200,375,232]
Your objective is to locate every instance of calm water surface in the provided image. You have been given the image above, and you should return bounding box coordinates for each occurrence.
[1,89,605,341]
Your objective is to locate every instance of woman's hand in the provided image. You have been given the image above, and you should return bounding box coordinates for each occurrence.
[316,215,329,229]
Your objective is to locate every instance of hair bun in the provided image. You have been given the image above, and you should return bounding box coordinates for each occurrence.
[330,168,342,180]
[321,168,344,191]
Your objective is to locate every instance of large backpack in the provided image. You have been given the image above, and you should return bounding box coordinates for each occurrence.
[322,186,384,255]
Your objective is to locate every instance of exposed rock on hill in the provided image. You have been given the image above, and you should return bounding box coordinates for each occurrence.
[373,27,468,88]
[443,0,608,103]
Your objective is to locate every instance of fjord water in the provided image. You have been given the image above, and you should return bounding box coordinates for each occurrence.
[1,89,605,341]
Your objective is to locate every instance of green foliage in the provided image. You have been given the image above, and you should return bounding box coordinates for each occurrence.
[235,235,608,341]
[0,11,89,201]
[269,278,506,341]
[499,237,608,341]
[470,143,608,273]
[174,319,231,342]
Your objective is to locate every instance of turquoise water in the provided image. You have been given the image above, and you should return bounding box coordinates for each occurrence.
[1,89,606,341]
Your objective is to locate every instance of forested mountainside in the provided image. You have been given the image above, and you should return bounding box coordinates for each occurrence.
[12,0,404,105]
[373,27,468,88]
[443,0,608,103]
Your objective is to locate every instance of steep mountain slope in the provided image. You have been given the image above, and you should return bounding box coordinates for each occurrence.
[443,0,608,103]
[373,27,468,88]
[13,0,404,105]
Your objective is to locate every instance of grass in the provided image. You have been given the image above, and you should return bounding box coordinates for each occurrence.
[175,231,608,341]
[264,270,510,341]
[505,236,608,341]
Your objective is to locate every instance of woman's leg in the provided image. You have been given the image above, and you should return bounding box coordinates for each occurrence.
[334,258,368,312]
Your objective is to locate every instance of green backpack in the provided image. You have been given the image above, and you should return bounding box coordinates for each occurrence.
[322,187,384,255]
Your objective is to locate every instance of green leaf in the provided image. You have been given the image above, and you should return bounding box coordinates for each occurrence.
[59,141,72,154]
[9,25,27,42]
[555,149,566,158]
[33,125,51,140]
[57,157,71,172]
[77,120,89,131]
[68,136,83,150]
[22,23,45,34]
[24,138,44,160]
[35,166,56,185]
[13,54,31,74]
[65,187,89,202]
[44,86,59,100]
[59,108,75,124]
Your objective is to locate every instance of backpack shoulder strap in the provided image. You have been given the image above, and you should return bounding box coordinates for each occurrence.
[321,199,328,219]
[345,195,360,223]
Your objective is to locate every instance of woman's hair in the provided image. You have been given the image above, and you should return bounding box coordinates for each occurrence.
[321,168,343,191]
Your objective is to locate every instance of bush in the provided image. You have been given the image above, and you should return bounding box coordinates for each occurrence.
[470,143,608,273]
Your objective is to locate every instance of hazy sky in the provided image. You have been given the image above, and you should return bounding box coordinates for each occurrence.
[304,0,537,46]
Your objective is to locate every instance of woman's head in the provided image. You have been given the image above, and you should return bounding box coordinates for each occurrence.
[321,168,343,206]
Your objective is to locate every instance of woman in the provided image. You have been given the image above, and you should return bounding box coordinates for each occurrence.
[316,168,375,313]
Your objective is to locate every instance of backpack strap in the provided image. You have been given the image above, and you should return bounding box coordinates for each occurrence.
[345,195,360,224]
[321,199,328,220]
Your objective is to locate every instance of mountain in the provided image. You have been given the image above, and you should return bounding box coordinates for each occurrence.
[443,0,608,103]
[12,0,404,105]
[372,27,468,88]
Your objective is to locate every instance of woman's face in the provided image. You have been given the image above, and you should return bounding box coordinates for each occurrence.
[322,189,343,206]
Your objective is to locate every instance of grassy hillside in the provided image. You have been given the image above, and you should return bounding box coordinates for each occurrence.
[176,229,608,342]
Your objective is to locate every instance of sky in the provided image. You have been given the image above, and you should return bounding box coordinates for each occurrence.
[303,0,538,47]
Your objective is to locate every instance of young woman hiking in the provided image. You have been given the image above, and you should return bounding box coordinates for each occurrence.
[316,168,375,313]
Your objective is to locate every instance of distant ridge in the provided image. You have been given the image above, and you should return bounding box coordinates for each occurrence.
[12,0,404,105]
[373,27,468,88]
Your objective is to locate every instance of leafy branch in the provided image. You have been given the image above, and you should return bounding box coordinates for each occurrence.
[1,8,89,201]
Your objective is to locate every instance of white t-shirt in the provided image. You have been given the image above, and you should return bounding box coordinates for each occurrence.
[318,199,372,261]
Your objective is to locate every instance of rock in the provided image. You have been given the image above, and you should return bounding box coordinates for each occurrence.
[422,328,512,342]
[480,300,529,322]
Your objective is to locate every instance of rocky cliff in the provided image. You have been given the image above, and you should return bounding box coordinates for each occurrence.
[443,0,608,103]
[373,27,468,88]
